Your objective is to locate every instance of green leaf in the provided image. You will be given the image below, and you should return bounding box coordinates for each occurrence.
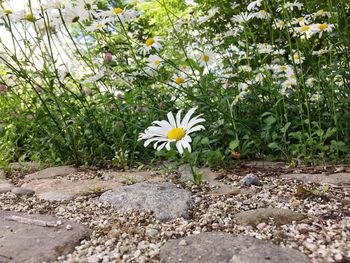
[228,139,240,150]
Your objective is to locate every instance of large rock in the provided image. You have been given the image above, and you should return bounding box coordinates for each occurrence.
[0,180,15,194]
[160,232,310,263]
[0,169,5,180]
[9,162,40,172]
[102,170,164,184]
[100,181,193,221]
[281,173,350,185]
[22,179,122,201]
[235,208,307,226]
[0,210,89,263]
[24,166,77,181]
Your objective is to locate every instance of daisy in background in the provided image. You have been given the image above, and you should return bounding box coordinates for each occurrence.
[290,52,305,64]
[99,6,137,24]
[138,107,205,154]
[196,49,218,68]
[147,55,163,70]
[247,0,263,11]
[310,23,334,38]
[86,18,109,31]
[252,10,271,20]
[171,72,189,86]
[138,36,163,56]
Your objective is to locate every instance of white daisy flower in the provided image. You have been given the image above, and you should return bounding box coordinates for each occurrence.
[310,23,334,38]
[171,72,188,86]
[138,107,205,154]
[147,55,163,69]
[252,10,271,19]
[99,7,137,24]
[196,50,218,67]
[138,37,163,56]
[86,19,109,31]
[247,0,263,11]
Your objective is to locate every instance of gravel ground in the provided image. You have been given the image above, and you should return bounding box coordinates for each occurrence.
[1,165,350,263]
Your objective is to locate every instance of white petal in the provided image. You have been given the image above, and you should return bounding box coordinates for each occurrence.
[176,109,182,127]
[165,142,171,150]
[181,139,191,152]
[180,107,197,128]
[186,117,205,130]
[176,141,184,154]
[183,134,192,143]
[167,111,177,128]
[187,125,205,134]
[157,142,167,151]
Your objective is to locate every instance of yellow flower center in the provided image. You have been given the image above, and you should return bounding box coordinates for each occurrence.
[259,10,266,13]
[277,21,284,26]
[280,66,287,71]
[145,38,155,47]
[203,54,210,62]
[319,23,328,30]
[154,60,161,65]
[289,74,296,79]
[175,77,184,84]
[114,7,123,15]
[25,13,35,22]
[95,23,104,29]
[300,26,310,32]
[167,128,186,141]
[297,17,304,22]
[3,9,13,14]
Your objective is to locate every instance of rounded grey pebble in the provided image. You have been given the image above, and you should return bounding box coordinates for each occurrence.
[11,187,35,196]
[240,174,260,186]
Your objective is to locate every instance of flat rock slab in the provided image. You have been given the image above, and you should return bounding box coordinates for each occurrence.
[100,181,193,221]
[281,173,350,185]
[0,180,15,194]
[0,210,90,263]
[103,170,164,183]
[235,208,307,226]
[22,179,122,201]
[0,169,5,180]
[160,232,310,263]
[9,162,40,172]
[244,161,286,168]
[24,165,78,181]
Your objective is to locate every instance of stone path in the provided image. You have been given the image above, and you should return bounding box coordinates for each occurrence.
[0,163,349,262]
[160,232,310,263]
[0,210,89,263]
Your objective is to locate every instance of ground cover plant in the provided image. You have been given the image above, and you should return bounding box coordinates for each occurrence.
[0,0,349,168]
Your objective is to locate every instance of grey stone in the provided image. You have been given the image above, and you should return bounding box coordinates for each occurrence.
[9,162,40,172]
[240,173,261,186]
[235,208,307,226]
[244,161,286,168]
[102,170,163,184]
[160,232,310,263]
[100,181,193,221]
[22,179,122,201]
[178,164,194,182]
[0,169,5,180]
[281,173,350,185]
[24,165,78,181]
[0,210,90,263]
[11,187,35,196]
[0,180,15,194]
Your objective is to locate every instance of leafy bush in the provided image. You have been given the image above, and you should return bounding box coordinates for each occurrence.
[0,0,349,167]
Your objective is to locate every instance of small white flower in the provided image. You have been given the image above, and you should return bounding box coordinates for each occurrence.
[196,50,218,67]
[171,72,188,86]
[138,107,205,154]
[247,0,263,11]
[290,52,305,64]
[252,10,271,19]
[139,37,163,56]
[86,19,109,31]
[147,55,163,69]
[310,23,334,38]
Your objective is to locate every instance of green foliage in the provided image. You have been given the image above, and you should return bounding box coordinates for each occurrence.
[0,0,349,167]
